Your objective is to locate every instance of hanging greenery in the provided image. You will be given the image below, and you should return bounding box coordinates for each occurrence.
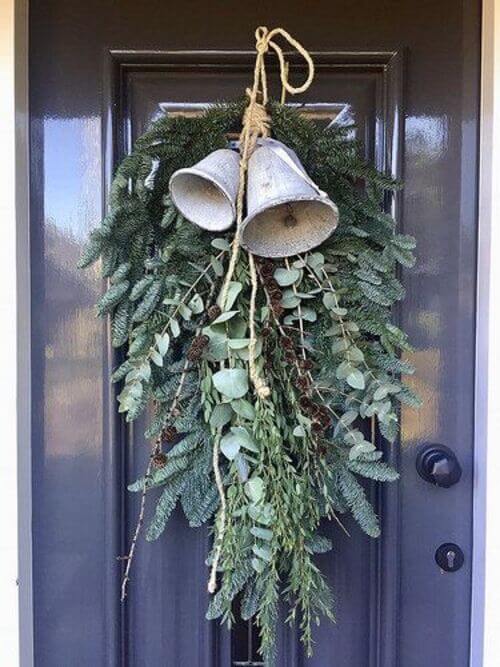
[80,27,418,664]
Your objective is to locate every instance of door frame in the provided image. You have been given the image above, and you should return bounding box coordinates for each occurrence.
[14,0,34,665]
[9,1,498,665]
[471,1,500,666]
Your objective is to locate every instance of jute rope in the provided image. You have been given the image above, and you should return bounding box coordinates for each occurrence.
[208,26,315,594]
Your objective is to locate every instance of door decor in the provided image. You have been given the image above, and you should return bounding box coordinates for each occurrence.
[80,27,418,662]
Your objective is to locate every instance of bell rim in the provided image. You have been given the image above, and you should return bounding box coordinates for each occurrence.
[240,194,339,258]
[169,151,238,231]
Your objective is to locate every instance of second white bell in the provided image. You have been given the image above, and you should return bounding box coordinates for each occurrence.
[241,139,339,258]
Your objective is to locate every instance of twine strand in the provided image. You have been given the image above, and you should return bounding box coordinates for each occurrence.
[209,26,314,594]
[207,430,225,594]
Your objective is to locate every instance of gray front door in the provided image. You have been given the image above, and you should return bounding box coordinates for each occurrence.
[27,1,480,665]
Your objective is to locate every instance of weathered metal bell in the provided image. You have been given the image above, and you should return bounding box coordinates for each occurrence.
[241,139,339,257]
[169,149,240,231]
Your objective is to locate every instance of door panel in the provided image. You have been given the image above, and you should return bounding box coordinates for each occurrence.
[119,52,401,667]
[28,2,480,665]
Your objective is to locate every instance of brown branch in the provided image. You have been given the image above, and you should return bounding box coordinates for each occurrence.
[120,355,191,602]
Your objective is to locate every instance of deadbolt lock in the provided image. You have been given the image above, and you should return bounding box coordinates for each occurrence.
[435,543,464,572]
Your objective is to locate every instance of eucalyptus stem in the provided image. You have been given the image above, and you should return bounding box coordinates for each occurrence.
[145,251,224,362]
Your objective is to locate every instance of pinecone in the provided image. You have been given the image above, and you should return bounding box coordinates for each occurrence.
[317,405,330,420]
[187,346,203,362]
[187,334,209,362]
[163,424,178,443]
[207,304,222,321]
[317,408,331,428]
[152,452,168,468]
[300,358,314,371]
[267,278,279,292]
[192,335,210,349]
[261,263,274,278]
[261,326,272,338]
[312,421,325,434]
[309,402,322,417]
[272,303,284,318]
[295,376,310,392]
[282,336,293,349]
[299,395,313,411]
[269,288,283,301]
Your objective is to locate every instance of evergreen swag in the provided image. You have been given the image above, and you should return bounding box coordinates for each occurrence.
[80,100,419,662]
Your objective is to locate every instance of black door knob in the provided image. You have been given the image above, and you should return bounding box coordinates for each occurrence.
[416,444,462,488]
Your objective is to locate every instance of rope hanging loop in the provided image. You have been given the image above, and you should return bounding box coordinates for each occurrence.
[253,26,315,105]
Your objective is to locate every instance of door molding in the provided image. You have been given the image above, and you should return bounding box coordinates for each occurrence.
[15,0,33,665]
[472,1,500,665]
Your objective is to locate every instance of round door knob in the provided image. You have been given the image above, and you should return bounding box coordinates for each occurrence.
[416,444,462,488]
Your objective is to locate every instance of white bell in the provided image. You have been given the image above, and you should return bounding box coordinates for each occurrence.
[241,139,339,257]
[169,148,240,231]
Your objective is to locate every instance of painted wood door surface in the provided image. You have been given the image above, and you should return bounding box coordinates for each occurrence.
[27,1,480,665]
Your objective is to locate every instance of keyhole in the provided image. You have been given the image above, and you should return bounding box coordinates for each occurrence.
[435,543,464,572]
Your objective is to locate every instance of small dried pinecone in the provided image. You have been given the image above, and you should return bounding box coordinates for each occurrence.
[318,410,332,428]
[261,263,274,278]
[317,405,330,420]
[187,346,203,362]
[282,336,293,349]
[300,358,314,371]
[272,303,284,318]
[295,375,310,392]
[269,288,283,301]
[261,326,272,338]
[312,421,325,435]
[163,424,178,443]
[310,402,322,417]
[152,452,168,468]
[196,334,210,348]
[299,395,313,411]
[187,334,209,362]
[266,278,279,292]
[317,444,328,457]
[207,304,222,321]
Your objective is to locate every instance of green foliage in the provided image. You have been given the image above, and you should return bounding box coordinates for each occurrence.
[80,100,418,663]
[337,468,381,537]
[146,474,187,541]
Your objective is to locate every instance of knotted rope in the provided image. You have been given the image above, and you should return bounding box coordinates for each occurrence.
[209,27,315,594]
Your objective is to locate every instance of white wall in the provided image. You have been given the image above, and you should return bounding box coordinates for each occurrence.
[0,0,20,663]
[476,1,500,666]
